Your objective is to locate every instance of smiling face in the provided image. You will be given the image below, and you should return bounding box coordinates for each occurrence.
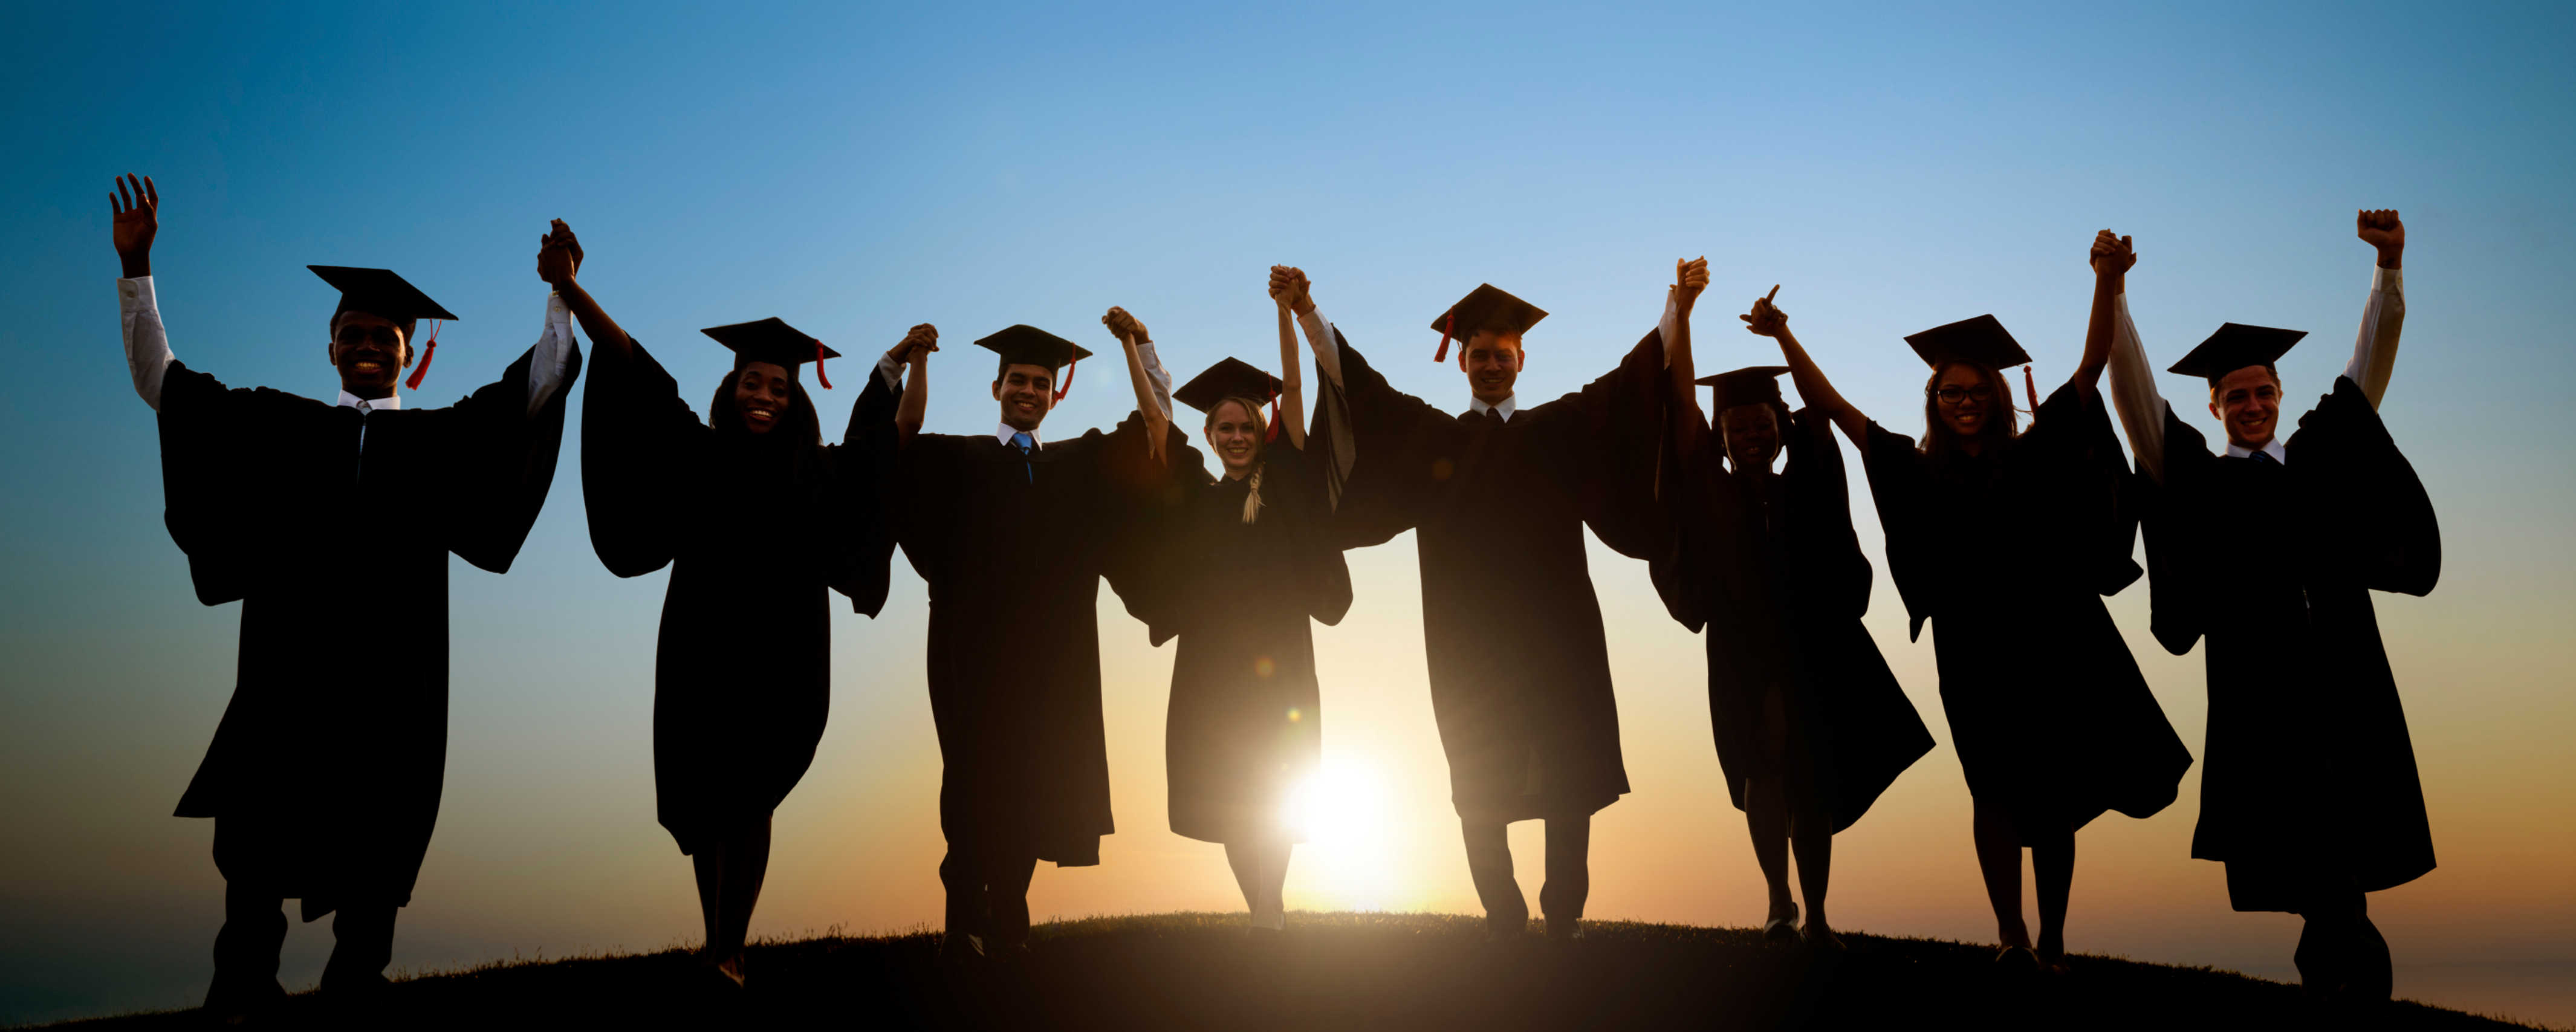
[1933,363,1994,440]
[328,311,410,398]
[1459,331,1523,407]
[1204,398,1265,476]
[993,362,1056,432]
[1719,403,1782,473]
[2208,365,2283,450]
[733,361,795,434]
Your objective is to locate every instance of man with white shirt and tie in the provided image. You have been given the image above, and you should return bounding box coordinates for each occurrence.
[110,175,582,1021]
[1268,262,1699,943]
[853,313,1197,968]
[2098,212,2438,1003]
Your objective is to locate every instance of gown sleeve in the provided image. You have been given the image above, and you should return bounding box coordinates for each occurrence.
[1646,403,1718,632]
[1065,411,1205,623]
[2017,382,2146,598]
[579,338,702,579]
[1857,421,1935,641]
[822,371,904,616]
[1303,330,1458,549]
[2138,402,2221,655]
[1265,438,1355,628]
[156,362,307,606]
[2288,376,2441,597]
[1783,406,1874,621]
[438,336,583,575]
[1523,329,1674,562]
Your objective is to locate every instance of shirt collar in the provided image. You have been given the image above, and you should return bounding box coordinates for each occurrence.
[996,423,1040,447]
[1468,394,1519,423]
[2224,436,2287,464]
[337,390,402,412]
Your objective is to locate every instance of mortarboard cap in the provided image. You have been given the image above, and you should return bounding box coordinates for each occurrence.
[976,324,1094,400]
[311,265,460,390]
[1431,284,1547,363]
[700,317,843,389]
[2167,323,2308,386]
[1175,357,1283,415]
[1903,314,2032,371]
[1697,365,1791,413]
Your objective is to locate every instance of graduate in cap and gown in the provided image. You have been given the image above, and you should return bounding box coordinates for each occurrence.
[109,177,582,1018]
[851,311,1198,964]
[549,231,891,990]
[1130,294,1353,935]
[2099,214,2436,1001]
[1744,274,2190,974]
[1646,346,1933,949]
[1270,260,1695,941]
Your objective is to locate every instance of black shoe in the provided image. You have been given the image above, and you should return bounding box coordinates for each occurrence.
[938,933,985,970]
[1545,918,1584,946]
[202,977,286,1026]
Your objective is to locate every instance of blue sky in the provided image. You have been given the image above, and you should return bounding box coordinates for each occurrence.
[4,1,2572,1024]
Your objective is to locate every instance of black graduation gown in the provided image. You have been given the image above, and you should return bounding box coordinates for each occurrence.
[158,342,580,919]
[1140,439,1354,845]
[2138,377,2439,912]
[1650,406,1932,833]
[579,339,889,855]
[1309,331,1667,823]
[1858,383,2190,842]
[852,374,1198,866]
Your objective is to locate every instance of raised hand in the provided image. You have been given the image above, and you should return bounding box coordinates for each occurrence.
[1739,285,1788,338]
[111,174,158,278]
[887,323,939,366]
[1674,256,1711,314]
[537,219,583,286]
[2357,209,2404,268]
[1101,306,1149,344]
[1268,265,1314,314]
[2089,230,2136,277]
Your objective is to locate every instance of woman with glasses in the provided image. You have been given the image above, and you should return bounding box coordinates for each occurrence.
[1739,262,2188,976]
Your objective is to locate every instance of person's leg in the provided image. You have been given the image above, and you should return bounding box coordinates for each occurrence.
[2346,897,2393,1001]
[1459,819,1528,933]
[938,843,983,957]
[1224,840,1264,924]
[690,839,726,955]
[1971,798,2033,951]
[1748,684,1796,931]
[711,814,774,977]
[1539,812,1593,940]
[1255,839,1293,930]
[1788,796,1835,938]
[319,901,398,992]
[207,880,289,1012]
[2030,827,2075,969]
[982,849,1038,952]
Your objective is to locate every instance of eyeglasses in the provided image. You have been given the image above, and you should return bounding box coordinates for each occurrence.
[1933,385,1993,404]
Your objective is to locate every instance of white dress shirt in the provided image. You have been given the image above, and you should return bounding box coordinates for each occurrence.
[119,275,578,417]
[2106,266,2405,484]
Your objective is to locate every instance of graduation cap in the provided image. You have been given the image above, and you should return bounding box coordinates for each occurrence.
[976,325,1094,401]
[1905,314,2040,414]
[700,317,843,389]
[310,265,459,390]
[2167,323,2308,387]
[1697,365,1791,413]
[1432,284,1547,363]
[1177,357,1288,441]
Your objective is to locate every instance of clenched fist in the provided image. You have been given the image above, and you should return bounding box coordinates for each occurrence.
[2357,209,2404,269]
[2089,230,2136,277]
[1101,307,1149,344]
[887,323,939,366]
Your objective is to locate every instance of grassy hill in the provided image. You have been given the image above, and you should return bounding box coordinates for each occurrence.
[30,911,2552,1031]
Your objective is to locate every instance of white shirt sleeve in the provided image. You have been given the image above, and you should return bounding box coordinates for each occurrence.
[120,276,174,413]
[1296,305,1343,386]
[523,292,577,416]
[2104,292,2170,483]
[875,351,905,392]
[2341,267,2406,409]
[1132,337,1174,419]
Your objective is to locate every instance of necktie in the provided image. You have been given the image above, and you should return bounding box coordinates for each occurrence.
[2248,449,2279,467]
[1012,432,1034,482]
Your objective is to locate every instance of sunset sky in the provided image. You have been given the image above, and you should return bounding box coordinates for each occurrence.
[3,1,2572,1025]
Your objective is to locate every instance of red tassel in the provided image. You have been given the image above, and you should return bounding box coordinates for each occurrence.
[2022,364,2039,415]
[1265,395,1282,442]
[404,320,440,391]
[1434,311,1455,363]
[1054,350,1078,401]
[813,340,833,390]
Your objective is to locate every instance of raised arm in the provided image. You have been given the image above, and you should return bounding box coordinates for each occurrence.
[874,324,939,447]
[1271,265,1340,387]
[2346,209,2407,409]
[111,174,175,412]
[1744,287,1867,445]
[2096,230,2170,482]
[1665,259,1711,471]
[1102,306,1173,464]
[542,220,631,364]
[2073,231,2135,396]
[1276,300,1306,450]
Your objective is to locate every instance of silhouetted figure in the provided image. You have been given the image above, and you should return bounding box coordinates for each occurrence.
[1134,292,1354,933]
[1751,272,2190,974]
[2103,213,2435,1003]
[1280,262,1690,941]
[854,319,1195,964]
[562,239,892,990]
[111,176,580,1021]
[1647,355,1934,949]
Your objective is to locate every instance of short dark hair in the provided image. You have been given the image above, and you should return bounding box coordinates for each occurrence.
[2206,363,2280,395]
[996,357,1056,385]
[328,308,415,363]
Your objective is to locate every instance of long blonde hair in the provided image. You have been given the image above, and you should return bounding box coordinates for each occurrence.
[1207,395,1272,524]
